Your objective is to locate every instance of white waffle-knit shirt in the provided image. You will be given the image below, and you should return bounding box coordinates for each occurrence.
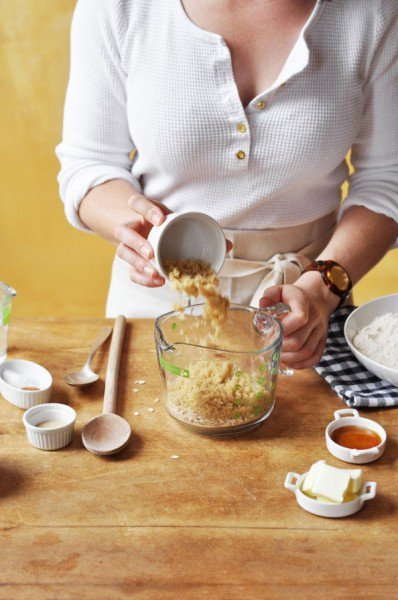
[56,0,398,235]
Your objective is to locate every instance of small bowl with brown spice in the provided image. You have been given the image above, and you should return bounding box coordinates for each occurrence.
[23,403,76,450]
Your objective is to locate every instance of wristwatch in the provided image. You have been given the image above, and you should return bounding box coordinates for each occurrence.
[302,260,352,308]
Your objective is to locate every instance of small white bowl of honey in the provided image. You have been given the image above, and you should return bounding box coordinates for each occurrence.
[325,409,386,464]
[0,359,52,409]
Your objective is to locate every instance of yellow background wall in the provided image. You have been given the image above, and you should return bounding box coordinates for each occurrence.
[0,0,397,318]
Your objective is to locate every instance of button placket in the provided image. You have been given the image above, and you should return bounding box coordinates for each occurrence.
[214,43,250,171]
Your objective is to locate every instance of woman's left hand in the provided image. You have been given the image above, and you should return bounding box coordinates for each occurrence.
[259,274,340,369]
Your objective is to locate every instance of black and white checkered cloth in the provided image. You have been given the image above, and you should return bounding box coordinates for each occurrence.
[314,306,398,408]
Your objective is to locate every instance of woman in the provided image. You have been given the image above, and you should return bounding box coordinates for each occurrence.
[57,0,398,369]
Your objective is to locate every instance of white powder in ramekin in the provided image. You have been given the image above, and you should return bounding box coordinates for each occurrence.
[353,313,398,370]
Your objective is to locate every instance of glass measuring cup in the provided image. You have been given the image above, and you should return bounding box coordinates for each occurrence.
[154,303,290,436]
[0,283,17,363]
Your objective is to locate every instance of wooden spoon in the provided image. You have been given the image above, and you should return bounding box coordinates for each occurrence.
[82,315,131,455]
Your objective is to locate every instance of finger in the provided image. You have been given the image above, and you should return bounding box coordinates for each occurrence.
[259,285,283,308]
[226,239,233,253]
[276,288,309,336]
[129,266,165,288]
[281,325,321,364]
[117,243,163,281]
[115,224,153,259]
[128,194,166,226]
[281,322,316,353]
[284,338,325,370]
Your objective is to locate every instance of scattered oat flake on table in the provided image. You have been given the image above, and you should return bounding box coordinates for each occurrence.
[135,379,146,385]
[147,407,155,412]
[171,455,180,460]
[133,411,140,416]
[154,398,160,403]
[133,388,139,393]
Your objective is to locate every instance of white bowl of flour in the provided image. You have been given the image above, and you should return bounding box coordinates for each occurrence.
[344,293,398,387]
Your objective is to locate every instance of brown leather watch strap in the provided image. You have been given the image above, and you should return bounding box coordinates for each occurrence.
[302,260,352,308]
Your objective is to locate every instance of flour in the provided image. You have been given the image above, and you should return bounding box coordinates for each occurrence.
[353,313,398,370]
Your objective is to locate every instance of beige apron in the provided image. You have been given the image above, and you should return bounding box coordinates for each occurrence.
[219,210,338,307]
[106,211,339,318]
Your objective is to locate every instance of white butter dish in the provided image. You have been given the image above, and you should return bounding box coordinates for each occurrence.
[284,471,377,518]
[0,359,52,409]
[326,409,386,464]
[23,403,76,450]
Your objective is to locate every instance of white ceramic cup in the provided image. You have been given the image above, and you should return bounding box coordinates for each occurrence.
[325,409,386,464]
[23,403,76,450]
[284,471,377,518]
[147,212,226,279]
[0,359,52,409]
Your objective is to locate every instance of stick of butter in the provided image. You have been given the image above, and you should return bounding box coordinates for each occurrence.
[301,460,325,498]
[311,463,351,503]
[301,462,363,503]
[315,495,338,504]
[347,468,362,495]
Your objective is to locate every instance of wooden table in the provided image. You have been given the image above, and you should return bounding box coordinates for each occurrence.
[1,318,397,599]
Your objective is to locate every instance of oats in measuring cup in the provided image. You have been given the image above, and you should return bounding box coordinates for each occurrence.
[167,360,271,427]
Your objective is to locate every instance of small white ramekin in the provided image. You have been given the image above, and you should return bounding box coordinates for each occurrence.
[0,359,52,409]
[284,471,377,518]
[325,409,386,464]
[23,403,76,450]
[147,212,226,279]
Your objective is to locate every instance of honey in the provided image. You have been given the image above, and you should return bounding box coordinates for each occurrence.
[331,426,381,450]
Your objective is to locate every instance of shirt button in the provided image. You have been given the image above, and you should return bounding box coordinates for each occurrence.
[237,123,247,133]
[236,150,246,160]
[256,100,267,110]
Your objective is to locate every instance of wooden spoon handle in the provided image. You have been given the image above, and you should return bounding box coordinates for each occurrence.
[103,315,126,414]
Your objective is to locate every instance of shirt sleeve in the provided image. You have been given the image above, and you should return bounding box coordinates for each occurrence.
[55,0,140,232]
[338,3,398,246]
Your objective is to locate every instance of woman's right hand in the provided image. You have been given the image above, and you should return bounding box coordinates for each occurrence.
[115,193,171,287]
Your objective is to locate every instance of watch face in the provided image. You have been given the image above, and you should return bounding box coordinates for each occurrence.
[329,265,349,291]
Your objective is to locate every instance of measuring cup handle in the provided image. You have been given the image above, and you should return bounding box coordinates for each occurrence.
[264,303,291,319]
[279,365,294,377]
[265,304,292,376]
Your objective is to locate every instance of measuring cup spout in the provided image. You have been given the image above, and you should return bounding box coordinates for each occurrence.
[0,283,17,299]
[0,283,17,363]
